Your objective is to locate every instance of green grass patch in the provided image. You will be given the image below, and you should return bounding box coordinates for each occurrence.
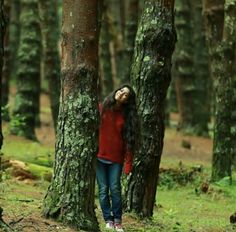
[1,135,54,167]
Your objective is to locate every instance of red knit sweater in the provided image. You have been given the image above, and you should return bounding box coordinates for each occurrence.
[97,104,133,174]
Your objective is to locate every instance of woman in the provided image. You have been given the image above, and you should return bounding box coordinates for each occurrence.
[97,84,138,232]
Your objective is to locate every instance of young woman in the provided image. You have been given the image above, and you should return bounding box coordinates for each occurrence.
[97,84,138,232]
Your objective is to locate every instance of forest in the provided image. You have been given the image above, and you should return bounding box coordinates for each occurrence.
[0,0,236,232]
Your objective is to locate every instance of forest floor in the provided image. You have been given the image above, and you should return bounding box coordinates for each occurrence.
[0,92,236,232]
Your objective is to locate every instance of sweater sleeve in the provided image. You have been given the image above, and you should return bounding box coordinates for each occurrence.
[124,147,133,175]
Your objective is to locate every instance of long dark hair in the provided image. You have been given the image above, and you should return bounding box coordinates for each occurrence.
[102,84,138,152]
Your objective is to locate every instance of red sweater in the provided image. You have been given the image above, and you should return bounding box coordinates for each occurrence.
[97,105,133,174]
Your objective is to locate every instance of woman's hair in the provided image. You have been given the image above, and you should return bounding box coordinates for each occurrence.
[102,84,138,152]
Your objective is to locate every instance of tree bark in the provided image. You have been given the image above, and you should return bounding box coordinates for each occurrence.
[203,0,234,181]
[38,0,61,131]
[126,0,176,217]
[43,1,100,231]
[10,0,41,139]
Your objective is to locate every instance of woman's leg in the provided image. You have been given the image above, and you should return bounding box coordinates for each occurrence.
[108,163,123,223]
[96,160,113,222]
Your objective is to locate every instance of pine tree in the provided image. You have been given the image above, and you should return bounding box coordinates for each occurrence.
[43,1,100,231]
[126,0,176,217]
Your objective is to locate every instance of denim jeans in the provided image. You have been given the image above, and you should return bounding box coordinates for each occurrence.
[96,160,123,223]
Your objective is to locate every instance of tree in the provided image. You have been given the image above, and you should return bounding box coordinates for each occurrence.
[0,0,4,150]
[126,0,176,217]
[9,0,20,80]
[1,0,10,121]
[43,1,100,231]
[191,0,210,136]
[203,0,234,181]
[174,0,195,133]
[10,0,41,139]
[99,0,114,99]
[38,0,60,131]
[122,0,139,84]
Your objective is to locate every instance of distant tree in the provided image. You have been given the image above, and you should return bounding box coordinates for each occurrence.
[191,0,210,136]
[203,0,234,181]
[126,0,176,217]
[231,7,236,169]
[1,0,10,121]
[10,0,41,139]
[43,1,100,231]
[122,0,139,84]
[99,0,114,99]
[174,0,195,133]
[108,0,124,85]
[9,0,20,80]
[38,0,60,131]
[0,0,4,149]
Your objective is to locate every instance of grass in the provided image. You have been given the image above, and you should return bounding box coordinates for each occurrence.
[1,124,236,231]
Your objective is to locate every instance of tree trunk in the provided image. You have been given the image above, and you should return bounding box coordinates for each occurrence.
[10,0,41,139]
[121,0,139,84]
[43,1,100,231]
[191,0,210,136]
[231,1,236,170]
[108,0,124,86]
[38,0,60,131]
[203,0,233,181]
[126,0,176,217]
[2,0,10,121]
[174,0,196,134]
[9,0,20,80]
[0,0,4,150]
[99,0,114,99]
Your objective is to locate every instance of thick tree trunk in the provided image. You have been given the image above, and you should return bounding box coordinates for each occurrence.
[204,0,234,181]
[10,0,41,139]
[191,0,210,136]
[43,1,100,231]
[126,0,176,217]
[0,0,4,149]
[2,0,10,121]
[99,0,114,99]
[121,0,139,84]
[38,0,60,131]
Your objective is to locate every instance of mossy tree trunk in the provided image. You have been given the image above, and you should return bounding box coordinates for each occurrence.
[126,0,176,217]
[38,0,60,131]
[122,0,139,84]
[9,0,20,81]
[0,0,4,149]
[43,1,100,231]
[2,0,10,121]
[10,0,41,139]
[99,0,114,99]
[191,0,210,136]
[203,0,234,182]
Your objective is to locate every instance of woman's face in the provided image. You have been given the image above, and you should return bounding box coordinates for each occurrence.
[115,87,130,104]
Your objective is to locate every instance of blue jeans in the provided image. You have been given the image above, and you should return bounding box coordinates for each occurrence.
[96,160,123,223]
